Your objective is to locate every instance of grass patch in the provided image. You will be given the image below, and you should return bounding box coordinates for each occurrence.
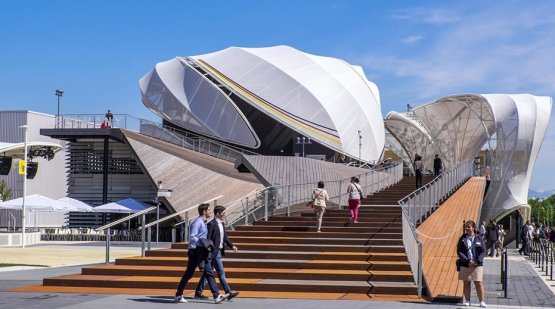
[0,263,47,268]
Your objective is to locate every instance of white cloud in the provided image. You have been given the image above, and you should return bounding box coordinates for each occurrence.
[392,7,460,24]
[402,35,423,45]
[361,3,555,190]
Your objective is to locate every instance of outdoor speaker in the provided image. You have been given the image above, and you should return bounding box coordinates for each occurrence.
[0,157,12,175]
[26,162,38,179]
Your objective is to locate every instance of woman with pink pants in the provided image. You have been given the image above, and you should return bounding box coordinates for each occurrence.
[347,177,363,223]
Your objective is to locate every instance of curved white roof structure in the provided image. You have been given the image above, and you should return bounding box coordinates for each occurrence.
[140,45,385,163]
[386,93,552,221]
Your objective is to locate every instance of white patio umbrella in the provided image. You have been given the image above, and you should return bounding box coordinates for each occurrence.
[94,202,136,213]
[0,194,77,211]
[58,197,95,212]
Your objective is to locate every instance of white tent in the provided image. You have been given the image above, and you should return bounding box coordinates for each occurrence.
[94,198,149,214]
[0,194,76,212]
[58,197,95,212]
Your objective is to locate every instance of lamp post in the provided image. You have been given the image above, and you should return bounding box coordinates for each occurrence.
[19,125,28,248]
[296,136,312,157]
[358,130,362,164]
[55,89,64,128]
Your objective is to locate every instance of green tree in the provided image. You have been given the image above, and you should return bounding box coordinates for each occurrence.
[0,179,11,202]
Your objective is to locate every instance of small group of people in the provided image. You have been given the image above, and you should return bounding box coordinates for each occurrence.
[413,153,443,189]
[174,203,240,303]
[518,220,555,256]
[479,220,505,257]
[308,177,363,232]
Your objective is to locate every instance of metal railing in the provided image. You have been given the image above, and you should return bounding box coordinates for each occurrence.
[138,195,223,255]
[399,160,474,227]
[397,160,474,298]
[139,119,259,163]
[95,206,156,264]
[56,114,142,131]
[223,162,403,230]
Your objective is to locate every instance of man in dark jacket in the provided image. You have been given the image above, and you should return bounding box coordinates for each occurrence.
[433,154,443,176]
[195,205,240,301]
[485,220,499,257]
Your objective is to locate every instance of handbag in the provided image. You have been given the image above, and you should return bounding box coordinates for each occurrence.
[455,259,461,272]
[307,189,323,208]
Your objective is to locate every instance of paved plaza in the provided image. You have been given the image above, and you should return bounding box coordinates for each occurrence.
[0,241,554,308]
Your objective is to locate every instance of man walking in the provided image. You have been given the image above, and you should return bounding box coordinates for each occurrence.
[174,203,229,303]
[433,154,443,177]
[195,205,240,301]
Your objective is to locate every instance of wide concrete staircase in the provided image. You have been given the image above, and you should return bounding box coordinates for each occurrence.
[38,177,431,301]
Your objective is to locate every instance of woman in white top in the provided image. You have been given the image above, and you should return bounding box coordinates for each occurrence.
[312,181,329,232]
[347,177,363,223]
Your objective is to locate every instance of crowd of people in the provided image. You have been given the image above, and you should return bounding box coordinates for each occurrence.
[517,220,555,256]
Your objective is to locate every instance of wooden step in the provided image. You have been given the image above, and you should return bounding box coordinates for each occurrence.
[114,256,411,271]
[230,229,402,237]
[219,236,403,246]
[145,249,408,262]
[81,265,414,282]
[235,223,402,231]
[44,274,417,294]
[171,242,406,253]
[253,221,403,229]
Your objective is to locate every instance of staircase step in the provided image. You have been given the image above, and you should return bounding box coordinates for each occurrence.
[145,249,408,262]
[115,257,411,271]
[227,230,402,239]
[171,242,406,253]
[218,236,403,246]
[81,265,414,282]
[252,221,402,229]
[44,275,417,294]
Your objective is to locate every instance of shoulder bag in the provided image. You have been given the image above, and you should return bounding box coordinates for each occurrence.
[306,189,323,208]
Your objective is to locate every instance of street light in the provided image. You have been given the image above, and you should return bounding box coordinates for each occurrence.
[296,136,312,157]
[19,125,28,248]
[358,130,362,164]
[55,89,64,128]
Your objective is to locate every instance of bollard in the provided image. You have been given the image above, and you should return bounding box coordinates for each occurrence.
[503,247,508,298]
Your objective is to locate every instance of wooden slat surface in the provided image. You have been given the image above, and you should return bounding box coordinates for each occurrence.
[416,177,485,300]
[121,130,263,213]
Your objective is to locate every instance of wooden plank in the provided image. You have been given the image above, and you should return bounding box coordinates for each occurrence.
[417,177,485,300]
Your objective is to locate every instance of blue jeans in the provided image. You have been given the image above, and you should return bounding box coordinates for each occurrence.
[176,248,220,298]
[195,249,231,294]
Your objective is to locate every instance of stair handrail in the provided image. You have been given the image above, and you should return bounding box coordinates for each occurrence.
[139,119,259,163]
[137,195,223,254]
[397,159,474,298]
[94,206,157,264]
[223,161,404,229]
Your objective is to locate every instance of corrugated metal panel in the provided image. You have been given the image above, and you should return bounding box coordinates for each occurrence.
[0,111,67,200]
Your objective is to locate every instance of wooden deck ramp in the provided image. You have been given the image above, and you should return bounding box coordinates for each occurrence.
[416,177,485,301]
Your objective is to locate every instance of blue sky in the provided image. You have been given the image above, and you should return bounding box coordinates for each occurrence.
[1,1,553,190]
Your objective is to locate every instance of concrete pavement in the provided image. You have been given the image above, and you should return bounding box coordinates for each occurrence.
[1,241,554,308]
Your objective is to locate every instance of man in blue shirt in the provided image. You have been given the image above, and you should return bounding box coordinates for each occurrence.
[174,203,229,303]
[195,205,240,301]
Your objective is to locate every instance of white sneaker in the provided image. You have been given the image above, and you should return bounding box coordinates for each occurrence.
[462,301,470,307]
[214,293,229,304]
[174,295,188,303]
[480,301,487,308]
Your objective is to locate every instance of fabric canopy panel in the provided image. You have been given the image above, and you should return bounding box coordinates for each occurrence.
[481,94,553,221]
[140,45,385,163]
[384,112,436,174]
[412,94,495,170]
[0,194,75,212]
